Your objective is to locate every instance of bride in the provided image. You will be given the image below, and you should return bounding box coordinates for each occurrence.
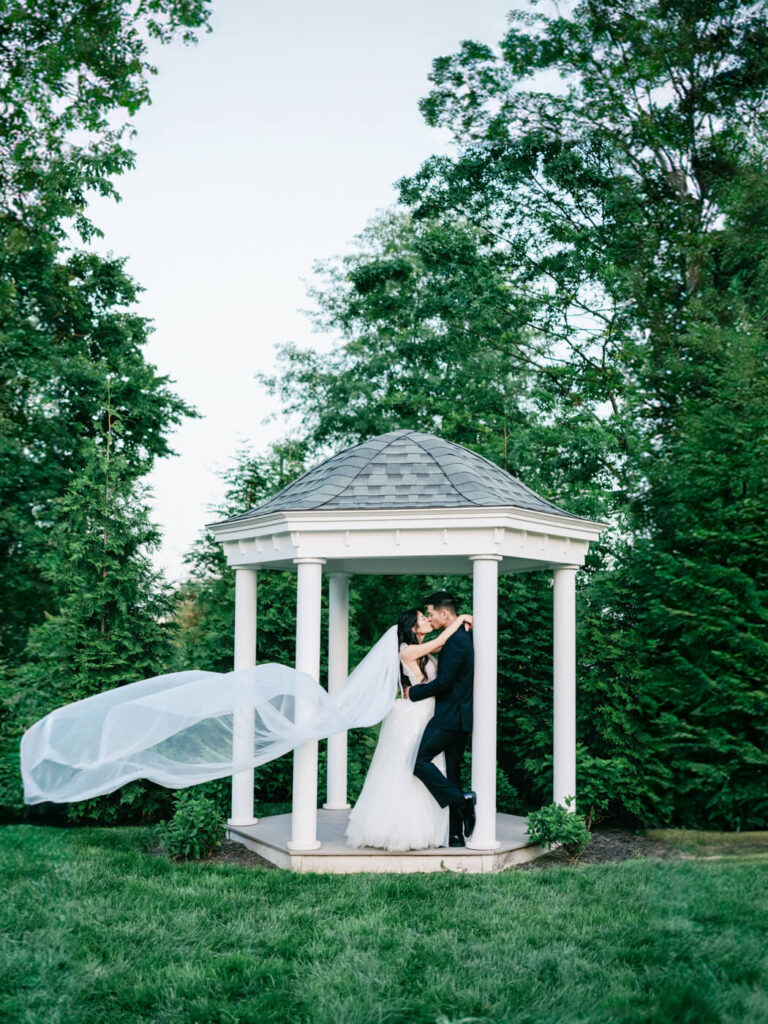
[345,608,472,852]
[21,604,469,857]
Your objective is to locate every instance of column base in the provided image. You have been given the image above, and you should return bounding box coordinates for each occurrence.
[227,817,259,828]
[322,802,351,810]
[465,837,502,851]
[287,839,322,852]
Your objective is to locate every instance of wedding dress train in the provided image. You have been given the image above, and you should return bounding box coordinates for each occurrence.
[21,627,402,805]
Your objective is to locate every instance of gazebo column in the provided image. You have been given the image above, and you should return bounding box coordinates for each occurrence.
[553,565,578,809]
[467,554,502,851]
[229,566,258,827]
[324,573,351,810]
[288,557,325,851]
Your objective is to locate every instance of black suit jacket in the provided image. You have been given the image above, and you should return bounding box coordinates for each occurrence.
[408,626,474,732]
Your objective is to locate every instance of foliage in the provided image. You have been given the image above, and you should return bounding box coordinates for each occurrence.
[257,0,768,829]
[0,407,179,819]
[0,0,210,661]
[0,239,196,664]
[525,797,593,861]
[262,209,613,524]
[0,0,211,242]
[162,789,225,860]
[0,2,211,820]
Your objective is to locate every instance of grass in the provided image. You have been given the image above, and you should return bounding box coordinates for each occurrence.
[1,826,767,1024]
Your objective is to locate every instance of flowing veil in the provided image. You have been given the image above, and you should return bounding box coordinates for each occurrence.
[20,625,400,805]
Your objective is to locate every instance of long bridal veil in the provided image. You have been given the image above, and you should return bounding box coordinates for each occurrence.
[21,626,400,805]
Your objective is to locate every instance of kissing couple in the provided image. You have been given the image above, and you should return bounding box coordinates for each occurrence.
[346,591,478,851]
[20,592,478,841]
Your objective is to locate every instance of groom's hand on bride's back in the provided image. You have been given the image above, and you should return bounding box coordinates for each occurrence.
[403,685,411,700]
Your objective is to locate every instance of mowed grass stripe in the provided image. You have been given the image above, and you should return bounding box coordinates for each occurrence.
[1,826,767,1024]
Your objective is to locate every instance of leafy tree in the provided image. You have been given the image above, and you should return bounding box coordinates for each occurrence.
[0,1,211,819]
[1,0,211,661]
[262,0,768,827]
[0,0,211,241]
[264,209,614,523]
[0,243,196,661]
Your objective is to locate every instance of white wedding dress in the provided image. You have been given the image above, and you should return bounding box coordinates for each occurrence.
[345,648,449,851]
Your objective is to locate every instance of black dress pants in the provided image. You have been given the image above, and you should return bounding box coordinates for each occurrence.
[413,720,469,836]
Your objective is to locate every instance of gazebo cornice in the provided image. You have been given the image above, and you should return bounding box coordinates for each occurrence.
[208,503,606,543]
[209,504,606,576]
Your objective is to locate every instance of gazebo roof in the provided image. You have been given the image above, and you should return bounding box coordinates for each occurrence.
[215,429,571,525]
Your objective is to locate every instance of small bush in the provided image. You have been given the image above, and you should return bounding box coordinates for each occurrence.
[525,796,592,861]
[164,789,225,860]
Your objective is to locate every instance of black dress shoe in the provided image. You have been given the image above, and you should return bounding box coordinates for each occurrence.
[461,791,477,838]
[448,834,465,847]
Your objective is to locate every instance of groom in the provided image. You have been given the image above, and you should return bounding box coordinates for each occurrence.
[403,591,476,847]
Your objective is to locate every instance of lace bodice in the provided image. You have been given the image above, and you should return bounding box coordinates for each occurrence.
[398,644,437,696]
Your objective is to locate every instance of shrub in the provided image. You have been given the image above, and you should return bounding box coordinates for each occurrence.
[164,789,225,860]
[525,797,592,861]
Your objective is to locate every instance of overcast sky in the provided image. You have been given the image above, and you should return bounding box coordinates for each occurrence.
[86,0,518,582]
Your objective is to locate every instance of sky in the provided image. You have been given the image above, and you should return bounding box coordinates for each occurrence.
[86,0,519,582]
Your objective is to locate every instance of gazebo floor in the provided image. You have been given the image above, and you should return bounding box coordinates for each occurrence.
[226,808,543,873]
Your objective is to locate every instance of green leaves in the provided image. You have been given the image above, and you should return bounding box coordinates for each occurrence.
[525,797,593,860]
[163,789,225,860]
[253,0,768,830]
[0,0,211,237]
[0,1,210,821]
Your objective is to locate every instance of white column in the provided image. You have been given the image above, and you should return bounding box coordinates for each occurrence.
[287,557,325,851]
[229,567,258,827]
[553,565,578,809]
[466,554,502,851]
[324,573,351,810]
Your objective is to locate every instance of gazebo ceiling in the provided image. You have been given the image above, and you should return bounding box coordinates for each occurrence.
[214,430,572,523]
[208,431,606,575]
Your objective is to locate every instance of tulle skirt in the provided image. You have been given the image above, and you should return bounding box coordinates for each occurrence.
[346,696,449,851]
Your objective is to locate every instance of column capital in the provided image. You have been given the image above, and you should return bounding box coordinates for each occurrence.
[293,557,326,566]
[327,571,351,579]
[469,553,503,562]
[553,564,580,572]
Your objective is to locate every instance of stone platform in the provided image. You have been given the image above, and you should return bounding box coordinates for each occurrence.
[226,808,543,873]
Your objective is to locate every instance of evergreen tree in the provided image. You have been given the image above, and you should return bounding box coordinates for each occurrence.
[0,392,177,819]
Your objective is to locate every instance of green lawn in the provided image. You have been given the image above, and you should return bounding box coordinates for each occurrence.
[2,826,767,1024]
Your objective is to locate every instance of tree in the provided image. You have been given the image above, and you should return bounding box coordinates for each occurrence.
[0,1,210,660]
[0,244,196,660]
[0,0,211,241]
[263,209,614,523]
[0,394,179,819]
[263,0,768,826]
[0,1,211,819]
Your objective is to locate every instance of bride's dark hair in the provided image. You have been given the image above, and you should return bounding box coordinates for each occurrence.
[397,608,428,685]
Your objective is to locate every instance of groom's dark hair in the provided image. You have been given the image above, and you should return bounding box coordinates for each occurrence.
[425,591,458,615]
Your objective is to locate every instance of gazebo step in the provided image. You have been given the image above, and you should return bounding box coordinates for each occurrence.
[226,808,544,874]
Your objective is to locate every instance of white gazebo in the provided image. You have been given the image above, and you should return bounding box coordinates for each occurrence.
[208,430,605,872]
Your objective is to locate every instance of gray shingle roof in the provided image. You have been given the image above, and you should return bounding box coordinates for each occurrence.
[215,431,574,525]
